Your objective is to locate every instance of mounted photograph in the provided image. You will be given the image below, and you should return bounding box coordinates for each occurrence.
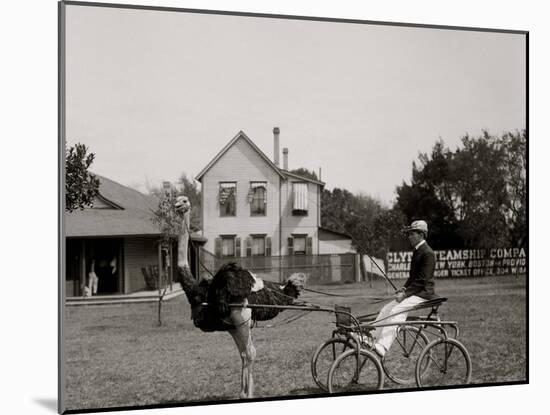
[59,1,527,413]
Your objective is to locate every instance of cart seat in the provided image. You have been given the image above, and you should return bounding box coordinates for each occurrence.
[406,297,447,322]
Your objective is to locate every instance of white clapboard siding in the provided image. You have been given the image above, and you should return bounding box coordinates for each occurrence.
[201,135,321,256]
[202,136,283,255]
[280,179,320,255]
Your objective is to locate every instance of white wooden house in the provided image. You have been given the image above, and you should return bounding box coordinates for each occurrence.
[195,129,325,259]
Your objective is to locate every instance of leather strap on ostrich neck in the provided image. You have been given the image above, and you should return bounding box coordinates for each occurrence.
[178,210,190,270]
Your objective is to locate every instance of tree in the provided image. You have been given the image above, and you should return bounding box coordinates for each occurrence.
[149,175,202,325]
[177,173,202,231]
[147,173,201,231]
[151,189,183,326]
[396,140,463,249]
[502,130,527,247]
[65,143,100,212]
[321,187,384,254]
[290,167,319,181]
[371,207,408,259]
[395,130,527,249]
[452,133,510,247]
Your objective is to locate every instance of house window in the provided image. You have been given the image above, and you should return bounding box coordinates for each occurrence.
[292,182,308,215]
[288,234,312,256]
[293,235,307,255]
[221,236,236,257]
[252,235,266,256]
[219,182,236,217]
[248,182,267,216]
[215,235,241,258]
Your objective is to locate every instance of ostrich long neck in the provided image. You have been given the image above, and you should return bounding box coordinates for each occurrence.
[178,210,190,270]
[177,210,197,295]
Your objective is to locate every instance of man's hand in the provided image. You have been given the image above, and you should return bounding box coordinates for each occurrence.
[395,291,406,303]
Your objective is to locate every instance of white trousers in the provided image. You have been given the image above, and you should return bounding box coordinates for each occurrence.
[374,295,426,351]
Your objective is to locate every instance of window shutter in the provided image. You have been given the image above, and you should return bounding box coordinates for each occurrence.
[235,237,241,258]
[215,237,222,258]
[306,236,313,255]
[246,237,252,257]
[288,237,294,256]
[266,237,272,257]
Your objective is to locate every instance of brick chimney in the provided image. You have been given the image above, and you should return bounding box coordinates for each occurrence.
[273,127,280,166]
[162,181,172,196]
[283,147,289,170]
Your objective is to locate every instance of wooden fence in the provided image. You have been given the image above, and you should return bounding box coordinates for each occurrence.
[198,248,358,284]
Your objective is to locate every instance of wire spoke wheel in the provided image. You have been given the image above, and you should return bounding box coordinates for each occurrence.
[311,337,354,391]
[382,325,430,385]
[415,338,472,388]
[328,348,384,393]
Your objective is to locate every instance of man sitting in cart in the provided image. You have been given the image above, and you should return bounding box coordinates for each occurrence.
[357,220,436,357]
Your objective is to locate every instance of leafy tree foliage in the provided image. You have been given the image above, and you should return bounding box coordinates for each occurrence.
[395,130,526,249]
[151,190,183,243]
[321,188,385,254]
[502,130,527,247]
[65,143,100,212]
[289,167,319,181]
[148,173,201,232]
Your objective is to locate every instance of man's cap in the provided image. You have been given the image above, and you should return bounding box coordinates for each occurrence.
[403,220,428,234]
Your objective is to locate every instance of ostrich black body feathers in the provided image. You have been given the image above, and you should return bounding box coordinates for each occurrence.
[178,263,304,332]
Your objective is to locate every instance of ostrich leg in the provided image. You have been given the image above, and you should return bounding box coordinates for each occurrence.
[228,305,256,399]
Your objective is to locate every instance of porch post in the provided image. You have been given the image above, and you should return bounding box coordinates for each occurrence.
[158,239,162,292]
[169,241,173,291]
[79,239,86,295]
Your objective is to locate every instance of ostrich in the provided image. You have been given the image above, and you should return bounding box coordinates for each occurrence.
[174,196,306,399]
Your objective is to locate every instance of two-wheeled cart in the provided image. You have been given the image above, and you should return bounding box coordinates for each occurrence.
[310,297,472,393]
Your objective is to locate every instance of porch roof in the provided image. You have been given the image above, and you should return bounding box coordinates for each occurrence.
[65,174,205,241]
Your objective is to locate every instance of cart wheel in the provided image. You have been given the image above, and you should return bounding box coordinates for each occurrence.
[311,337,354,391]
[382,325,430,385]
[415,338,472,387]
[328,348,384,393]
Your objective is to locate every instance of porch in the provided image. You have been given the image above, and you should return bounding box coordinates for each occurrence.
[65,282,184,306]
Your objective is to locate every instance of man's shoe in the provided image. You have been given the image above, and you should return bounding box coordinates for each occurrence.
[349,332,364,345]
[349,332,378,350]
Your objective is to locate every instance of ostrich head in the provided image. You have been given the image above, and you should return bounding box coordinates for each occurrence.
[175,195,191,214]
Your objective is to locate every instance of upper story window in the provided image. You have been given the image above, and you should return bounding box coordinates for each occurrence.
[248,182,267,216]
[292,182,308,215]
[219,182,236,217]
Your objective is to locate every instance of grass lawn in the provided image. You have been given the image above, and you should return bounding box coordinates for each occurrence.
[63,275,527,411]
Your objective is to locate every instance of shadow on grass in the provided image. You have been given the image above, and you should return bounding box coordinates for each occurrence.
[159,395,236,405]
[289,387,326,396]
[34,398,57,412]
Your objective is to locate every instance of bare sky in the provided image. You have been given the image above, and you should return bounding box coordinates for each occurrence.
[65,4,526,204]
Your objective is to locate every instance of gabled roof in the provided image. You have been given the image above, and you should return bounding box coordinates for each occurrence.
[318,227,353,240]
[66,174,161,237]
[65,174,203,240]
[281,169,325,186]
[195,131,287,182]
